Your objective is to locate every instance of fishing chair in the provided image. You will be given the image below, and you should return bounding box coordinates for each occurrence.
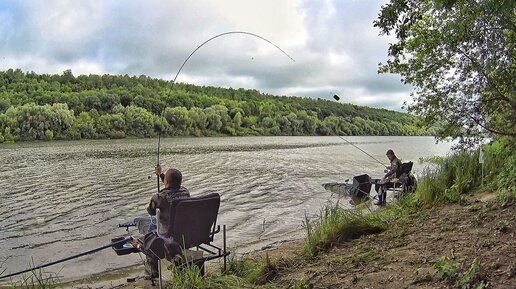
[387,161,416,199]
[164,192,229,276]
[113,193,229,282]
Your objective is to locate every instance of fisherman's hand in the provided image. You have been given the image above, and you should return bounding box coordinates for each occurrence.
[155,164,162,176]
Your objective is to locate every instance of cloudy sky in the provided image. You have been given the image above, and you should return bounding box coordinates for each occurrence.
[0,0,413,111]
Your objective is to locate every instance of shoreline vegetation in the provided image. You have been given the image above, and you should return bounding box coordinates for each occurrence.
[0,69,434,144]
[2,139,514,288]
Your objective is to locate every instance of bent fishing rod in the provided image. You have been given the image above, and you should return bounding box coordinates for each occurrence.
[155,31,295,192]
[336,135,387,168]
[331,95,388,168]
[0,237,132,280]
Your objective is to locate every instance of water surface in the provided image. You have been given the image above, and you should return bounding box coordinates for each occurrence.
[0,136,451,279]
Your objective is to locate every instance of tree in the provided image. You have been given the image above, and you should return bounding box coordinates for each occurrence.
[124,105,155,137]
[164,106,191,135]
[73,111,96,139]
[96,114,126,139]
[233,111,243,130]
[188,107,207,136]
[204,107,222,132]
[375,0,516,146]
[4,103,74,140]
[0,69,433,141]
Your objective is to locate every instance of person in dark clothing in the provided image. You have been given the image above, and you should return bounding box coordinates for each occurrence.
[145,164,190,279]
[374,149,402,205]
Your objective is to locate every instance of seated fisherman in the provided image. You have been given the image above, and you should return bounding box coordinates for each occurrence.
[374,149,402,205]
[144,164,190,279]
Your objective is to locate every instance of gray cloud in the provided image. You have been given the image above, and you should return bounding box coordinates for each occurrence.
[0,0,414,111]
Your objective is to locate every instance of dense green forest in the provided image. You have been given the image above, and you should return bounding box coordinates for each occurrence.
[0,69,433,143]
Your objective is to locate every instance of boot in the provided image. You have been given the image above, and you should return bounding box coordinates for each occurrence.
[381,191,387,205]
[374,192,384,205]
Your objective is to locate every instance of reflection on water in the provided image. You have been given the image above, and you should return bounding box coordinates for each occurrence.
[0,136,451,279]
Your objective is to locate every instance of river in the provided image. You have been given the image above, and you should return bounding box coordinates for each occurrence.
[0,136,451,280]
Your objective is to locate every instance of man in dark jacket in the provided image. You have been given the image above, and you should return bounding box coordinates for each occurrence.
[374,149,402,205]
[145,164,190,278]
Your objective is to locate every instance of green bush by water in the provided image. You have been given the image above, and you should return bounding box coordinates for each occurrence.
[416,138,515,206]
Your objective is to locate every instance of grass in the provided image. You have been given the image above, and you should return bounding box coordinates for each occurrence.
[415,138,515,207]
[301,188,420,258]
[350,248,379,268]
[7,270,60,289]
[289,274,313,289]
[0,258,61,289]
[301,202,387,257]
[433,256,488,289]
[165,251,280,289]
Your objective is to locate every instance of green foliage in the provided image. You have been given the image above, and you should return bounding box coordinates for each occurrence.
[4,103,74,141]
[124,105,155,137]
[246,254,278,285]
[168,262,204,289]
[223,252,278,286]
[433,257,487,289]
[289,274,313,289]
[225,253,256,278]
[72,112,96,139]
[375,0,516,147]
[416,151,481,204]
[164,252,280,289]
[434,256,460,281]
[3,127,15,143]
[415,138,515,206]
[496,152,516,206]
[0,69,432,143]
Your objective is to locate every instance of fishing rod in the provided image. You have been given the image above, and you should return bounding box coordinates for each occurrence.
[336,135,387,168]
[155,31,295,192]
[0,236,132,280]
[331,94,388,168]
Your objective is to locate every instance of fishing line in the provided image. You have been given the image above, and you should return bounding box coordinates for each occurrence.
[155,31,295,192]
[336,135,387,168]
[331,96,388,168]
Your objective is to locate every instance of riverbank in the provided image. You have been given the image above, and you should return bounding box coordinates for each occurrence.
[34,191,512,289]
[265,192,515,288]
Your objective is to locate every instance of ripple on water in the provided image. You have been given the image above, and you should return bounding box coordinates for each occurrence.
[0,136,452,280]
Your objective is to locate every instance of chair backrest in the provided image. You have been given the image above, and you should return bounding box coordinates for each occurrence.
[399,161,413,175]
[168,193,220,249]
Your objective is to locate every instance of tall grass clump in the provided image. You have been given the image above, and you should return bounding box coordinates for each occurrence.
[224,252,255,278]
[417,149,484,204]
[167,253,278,289]
[302,202,387,257]
[416,137,515,206]
[168,262,204,289]
[496,153,516,206]
[168,261,249,289]
[8,270,60,289]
